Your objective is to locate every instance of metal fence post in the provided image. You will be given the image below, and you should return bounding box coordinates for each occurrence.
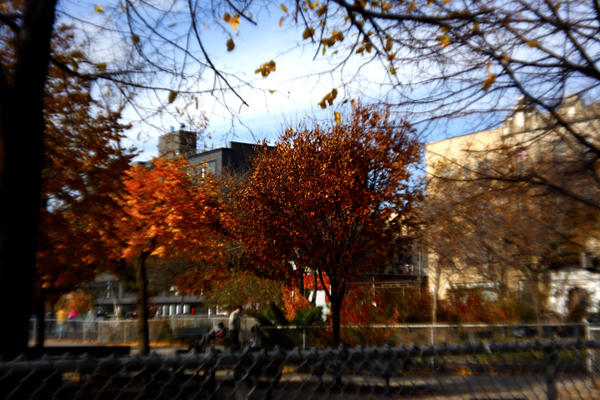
[545,345,557,400]
[233,363,249,400]
[586,320,593,378]
[302,328,306,351]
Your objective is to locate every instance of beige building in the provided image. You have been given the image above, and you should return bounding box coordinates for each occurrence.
[425,96,600,318]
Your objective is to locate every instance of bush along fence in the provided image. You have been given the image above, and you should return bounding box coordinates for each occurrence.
[2,339,600,399]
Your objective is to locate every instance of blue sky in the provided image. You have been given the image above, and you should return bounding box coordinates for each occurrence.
[64,1,503,162]
[123,8,352,161]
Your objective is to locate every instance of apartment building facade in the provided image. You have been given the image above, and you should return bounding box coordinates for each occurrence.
[425,96,600,318]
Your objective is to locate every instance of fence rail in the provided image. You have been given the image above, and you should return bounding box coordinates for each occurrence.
[33,318,600,348]
[32,316,257,344]
[261,322,598,350]
[3,340,600,399]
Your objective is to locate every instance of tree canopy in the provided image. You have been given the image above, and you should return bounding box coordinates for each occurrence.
[238,104,422,345]
[112,158,224,354]
[36,25,135,305]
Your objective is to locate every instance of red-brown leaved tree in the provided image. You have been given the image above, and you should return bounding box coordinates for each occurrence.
[112,158,224,355]
[237,104,422,346]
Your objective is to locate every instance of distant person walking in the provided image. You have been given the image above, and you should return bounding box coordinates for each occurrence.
[229,305,243,351]
[68,309,78,331]
[55,309,67,340]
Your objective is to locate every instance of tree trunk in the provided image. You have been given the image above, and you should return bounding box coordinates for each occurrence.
[531,272,544,336]
[34,294,46,348]
[298,265,304,298]
[311,270,317,305]
[134,249,151,356]
[330,296,342,347]
[432,259,442,325]
[0,0,58,360]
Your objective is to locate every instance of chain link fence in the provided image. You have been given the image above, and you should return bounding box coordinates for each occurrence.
[260,323,596,350]
[3,339,600,399]
[34,317,257,345]
[589,325,600,381]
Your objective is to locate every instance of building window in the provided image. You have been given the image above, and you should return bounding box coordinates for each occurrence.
[200,160,217,177]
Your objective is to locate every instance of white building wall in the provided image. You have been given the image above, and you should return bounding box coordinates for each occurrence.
[548,269,600,316]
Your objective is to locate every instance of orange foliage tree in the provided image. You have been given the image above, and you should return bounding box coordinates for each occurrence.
[113,158,224,355]
[281,287,312,321]
[35,26,135,307]
[237,104,422,346]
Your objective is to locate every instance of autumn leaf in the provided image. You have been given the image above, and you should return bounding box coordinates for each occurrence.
[318,88,338,109]
[131,34,140,44]
[321,30,344,47]
[385,38,392,52]
[94,4,103,13]
[168,90,178,103]
[316,4,327,16]
[436,33,451,47]
[226,38,235,51]
[255,60,277,77]
[527,39,539,48]
[96,62,107,72]
[334,111,341,124]
[223,13,240,30]
[302,27,315,40]
[355,0,367,8]
[281,4,289,13]
[482,73,495,91]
